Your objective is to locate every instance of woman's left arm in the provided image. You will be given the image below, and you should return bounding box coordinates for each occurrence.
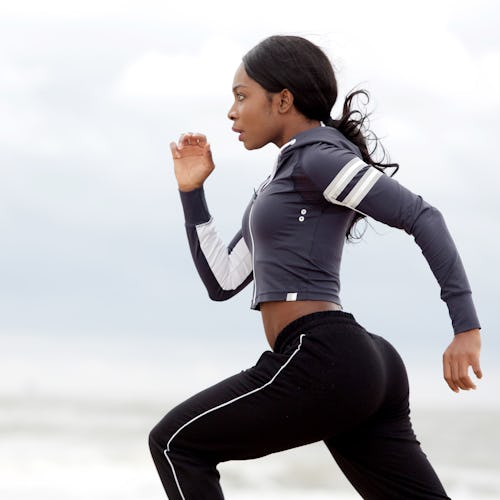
[301,144,483,392]
[356,175,484,393]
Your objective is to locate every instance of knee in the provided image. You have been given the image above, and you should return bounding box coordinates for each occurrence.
[149,406,187,456]
[148,421,164,455]
[149,412,177,457]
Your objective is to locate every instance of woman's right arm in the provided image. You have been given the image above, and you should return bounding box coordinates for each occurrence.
[171,133,253,301]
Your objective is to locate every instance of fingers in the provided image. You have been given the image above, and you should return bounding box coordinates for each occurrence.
[443,352,482,392]
[443,358,459,393]
[170,133,211,164]
[442,329,482,393]
[472,359,483,380]
[444,363,474,392]
[444,356,477,392]
[458,360,477,391]
[170,141,181,159]
[176,132,208,150]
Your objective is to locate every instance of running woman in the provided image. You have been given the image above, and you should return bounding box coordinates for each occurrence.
[149,35,482,499]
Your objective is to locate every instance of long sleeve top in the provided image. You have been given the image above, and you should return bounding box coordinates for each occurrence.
[179,126,480,334]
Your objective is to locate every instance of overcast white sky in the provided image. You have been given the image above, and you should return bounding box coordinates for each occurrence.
[0,0,498,403]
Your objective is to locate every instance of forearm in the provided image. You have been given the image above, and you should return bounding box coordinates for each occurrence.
[408,202,480,334]
[180,187,253,301]
[357,175,481,334]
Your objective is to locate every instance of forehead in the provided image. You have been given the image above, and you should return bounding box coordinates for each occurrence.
[232,63,254,90]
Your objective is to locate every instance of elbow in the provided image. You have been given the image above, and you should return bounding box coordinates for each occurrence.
[207,288,233,302]
[408,203,444,234]
[201,271,251,302]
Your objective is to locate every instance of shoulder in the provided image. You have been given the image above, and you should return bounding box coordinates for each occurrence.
[292,132,363,189]
[288,127,361,166]
[293,126,359,151]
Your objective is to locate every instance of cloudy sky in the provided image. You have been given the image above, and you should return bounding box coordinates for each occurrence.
[0,0,498,403]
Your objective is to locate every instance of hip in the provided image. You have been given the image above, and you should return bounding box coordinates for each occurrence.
[260,300,343,348]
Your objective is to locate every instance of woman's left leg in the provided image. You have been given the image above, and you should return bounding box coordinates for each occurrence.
[149,334,341,499]
[149,312,389,499]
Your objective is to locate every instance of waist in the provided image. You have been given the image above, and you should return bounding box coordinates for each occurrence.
[272,309,358,354]
[260,300,343,349]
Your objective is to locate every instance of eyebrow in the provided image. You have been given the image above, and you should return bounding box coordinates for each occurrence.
[232,84,249,92]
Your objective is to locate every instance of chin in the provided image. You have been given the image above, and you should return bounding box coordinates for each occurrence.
[243,139,267,151]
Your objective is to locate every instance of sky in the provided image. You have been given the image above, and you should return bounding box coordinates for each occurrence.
[0,0,499,405]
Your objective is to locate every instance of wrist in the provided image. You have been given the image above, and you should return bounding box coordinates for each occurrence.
[178,182,203,192]
[178,186,211,225]
[455,328,481,337]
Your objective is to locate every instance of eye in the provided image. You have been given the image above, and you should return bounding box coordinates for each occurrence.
[236,93,245,102]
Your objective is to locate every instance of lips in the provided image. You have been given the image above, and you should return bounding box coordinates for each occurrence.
[232,126,244,141]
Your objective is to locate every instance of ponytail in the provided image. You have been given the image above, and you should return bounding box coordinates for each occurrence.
[324,89,399,239]
[324,89,398,175]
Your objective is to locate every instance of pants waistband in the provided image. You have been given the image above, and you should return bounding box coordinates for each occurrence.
[273,310,359,353]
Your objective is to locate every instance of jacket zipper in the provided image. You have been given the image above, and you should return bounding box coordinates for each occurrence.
[248,197,257,307]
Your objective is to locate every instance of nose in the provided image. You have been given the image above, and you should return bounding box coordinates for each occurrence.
[227,101,237,121]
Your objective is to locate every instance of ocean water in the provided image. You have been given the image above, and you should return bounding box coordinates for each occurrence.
[0,332,498,499]
[1,395,499,500]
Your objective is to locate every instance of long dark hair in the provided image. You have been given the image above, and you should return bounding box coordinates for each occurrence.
[242,35,399,239]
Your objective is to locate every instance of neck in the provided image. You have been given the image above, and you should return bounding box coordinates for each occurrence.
[274,117,321,148]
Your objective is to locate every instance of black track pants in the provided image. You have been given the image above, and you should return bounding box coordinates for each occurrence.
[149,311,450,499]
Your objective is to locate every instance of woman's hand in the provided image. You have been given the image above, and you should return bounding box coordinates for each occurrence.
[170,133,215,192]
[443,328,482,392]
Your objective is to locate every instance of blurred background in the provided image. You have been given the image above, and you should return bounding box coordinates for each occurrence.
[0,0,498,498]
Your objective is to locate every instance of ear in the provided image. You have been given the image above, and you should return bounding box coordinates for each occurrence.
[277,88,294,114]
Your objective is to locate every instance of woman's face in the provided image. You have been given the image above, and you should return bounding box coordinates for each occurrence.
[227,64,283,150]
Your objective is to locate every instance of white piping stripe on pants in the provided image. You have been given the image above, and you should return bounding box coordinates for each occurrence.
[163,333,306,500]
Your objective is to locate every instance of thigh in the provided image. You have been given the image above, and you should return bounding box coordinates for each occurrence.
[325,416,450,500]
[154,336,319,463]
[153,331,385,464]
[323,333,450,500]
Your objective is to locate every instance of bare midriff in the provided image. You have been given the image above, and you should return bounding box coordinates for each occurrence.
[260,300,342,349]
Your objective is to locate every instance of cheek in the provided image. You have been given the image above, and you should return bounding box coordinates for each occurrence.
[248,108,271,132]
[241,103,255,121]
[242,99,269,123]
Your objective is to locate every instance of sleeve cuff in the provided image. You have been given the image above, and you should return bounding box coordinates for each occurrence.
[179,187,211,225]
[447,293,481,334]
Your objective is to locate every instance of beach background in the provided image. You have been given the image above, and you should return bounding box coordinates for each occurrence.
[0,331,499,499]
[1,0,499,498]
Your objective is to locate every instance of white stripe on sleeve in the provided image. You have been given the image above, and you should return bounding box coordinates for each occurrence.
[323,158,366,203]
[341,167,383,209]
[323,156,382,210]
[196,219,252,290]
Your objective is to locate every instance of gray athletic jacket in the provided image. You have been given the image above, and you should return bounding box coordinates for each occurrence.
[179,126,480,334]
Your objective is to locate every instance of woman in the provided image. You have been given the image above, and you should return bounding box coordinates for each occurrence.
[149,35,482,499]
